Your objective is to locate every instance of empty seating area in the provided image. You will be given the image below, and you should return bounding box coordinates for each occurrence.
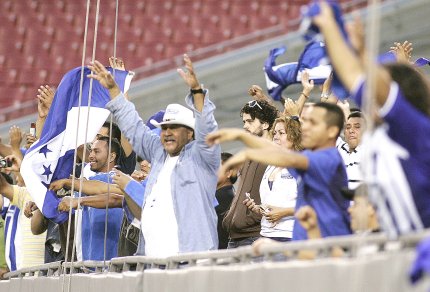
[0,0,357,121]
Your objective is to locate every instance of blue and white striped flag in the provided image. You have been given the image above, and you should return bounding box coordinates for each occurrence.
[300,0,350,99]
[21,66,133,223]
[264,42,332,101]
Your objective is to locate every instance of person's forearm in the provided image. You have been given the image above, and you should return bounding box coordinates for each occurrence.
[319,18,363,92]
[0,143,12,157]
[109,86,121,100]
[244,147,309,170]
[0,185,14,201]
[36,116,46,140]
[295,93,308,116]
[70,179,124,196]
[31,210,48,235]
[238,131,275,149]
[123,193,142,219]
[79,194,123,209]
[191,89,204,113]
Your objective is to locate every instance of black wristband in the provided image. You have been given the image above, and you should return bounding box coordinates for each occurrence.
[190,88,204,95]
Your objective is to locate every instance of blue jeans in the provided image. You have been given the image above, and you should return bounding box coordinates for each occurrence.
[227,236,260,249]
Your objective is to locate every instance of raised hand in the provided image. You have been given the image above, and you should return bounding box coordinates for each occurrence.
[109,56,126,71]
[248,85,270,101]
[205,128,244,146]
[37,85,55,118]
[87,60,121,98]
[283,98,300,117]
[177,54,200,89]
[9,125,23,150]
[390,41,413,63]
[301,70,314,96]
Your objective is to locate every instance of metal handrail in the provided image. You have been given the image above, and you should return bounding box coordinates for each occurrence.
[3,229,428,279]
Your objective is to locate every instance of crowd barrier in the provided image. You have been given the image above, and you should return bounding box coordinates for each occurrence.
[1,231,430,292]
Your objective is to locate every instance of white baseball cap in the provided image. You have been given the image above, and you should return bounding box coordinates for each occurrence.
[149,103,195,130]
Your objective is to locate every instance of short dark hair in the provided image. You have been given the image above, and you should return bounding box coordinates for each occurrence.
[102,121,121,141]
[95,136,122,164]
[384,63,430,117]
[220,152,237,184]
[347,111,362,120]
[314,102,345,138]
[240,100,278,131]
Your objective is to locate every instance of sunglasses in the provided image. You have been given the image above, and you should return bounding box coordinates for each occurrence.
[247,100,262,110]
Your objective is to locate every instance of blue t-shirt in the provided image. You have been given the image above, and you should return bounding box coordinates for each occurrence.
[290,148,350,240]
[81,172,123,261]
[352,80,430,236]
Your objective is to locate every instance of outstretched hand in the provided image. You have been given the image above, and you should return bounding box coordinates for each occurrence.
[177,54,200,89]
[87,60,121,98]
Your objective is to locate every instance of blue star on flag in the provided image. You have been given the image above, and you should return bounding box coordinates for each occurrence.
[41,181,50,189]
[42,165,53,181]
[39,145,52,158]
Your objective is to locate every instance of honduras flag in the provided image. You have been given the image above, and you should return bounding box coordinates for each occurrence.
[300,0,350,99]
[264,42,332,101]
[21,66,133,224]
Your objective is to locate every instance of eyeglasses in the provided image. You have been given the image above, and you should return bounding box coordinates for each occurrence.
[247,100,262,110]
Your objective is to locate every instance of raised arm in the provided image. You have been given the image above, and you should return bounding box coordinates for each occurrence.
[219,146,309,178]
[206,128,275,149]
[177,54,204,113]
[58,194,123,211]
[312,2,391,106]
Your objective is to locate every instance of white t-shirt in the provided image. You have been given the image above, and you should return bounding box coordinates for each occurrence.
[141,155,179,257]
[259,166,297,239]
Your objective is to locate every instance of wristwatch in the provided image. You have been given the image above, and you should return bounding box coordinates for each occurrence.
[190,88,204,95]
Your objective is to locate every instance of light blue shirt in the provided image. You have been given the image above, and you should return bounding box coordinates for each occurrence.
[106,91,220,255]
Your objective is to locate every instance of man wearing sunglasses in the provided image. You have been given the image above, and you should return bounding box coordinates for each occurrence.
[223,98,278,248]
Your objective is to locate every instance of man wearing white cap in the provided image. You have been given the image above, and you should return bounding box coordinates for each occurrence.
[87,55,221,257]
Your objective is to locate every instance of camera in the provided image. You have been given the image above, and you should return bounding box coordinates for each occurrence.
[0,158,12,168]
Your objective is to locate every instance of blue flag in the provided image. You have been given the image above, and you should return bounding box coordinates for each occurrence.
[21,66,133,223]
[264,43,332,101]
[300,0,350,99]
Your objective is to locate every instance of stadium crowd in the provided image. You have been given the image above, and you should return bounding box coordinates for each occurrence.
[0,2,429,284]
